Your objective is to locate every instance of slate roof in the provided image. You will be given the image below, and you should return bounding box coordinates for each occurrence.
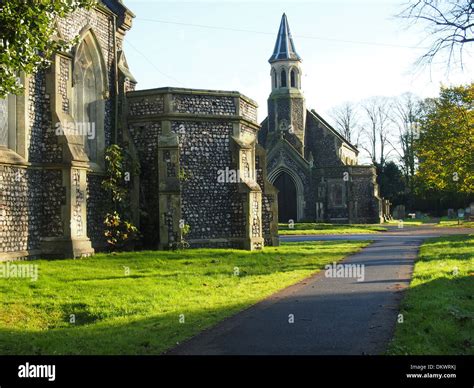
[269,13,302,63]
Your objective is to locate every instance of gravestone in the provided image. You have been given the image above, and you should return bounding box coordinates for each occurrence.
[447,208,455,219]
[392,205,405,220]
[464,207,470,220]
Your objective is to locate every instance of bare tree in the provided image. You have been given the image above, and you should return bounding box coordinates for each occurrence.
[388,93,422,193]
[330,102,360,145]
[399,0,474,69]
[359,97,394,167]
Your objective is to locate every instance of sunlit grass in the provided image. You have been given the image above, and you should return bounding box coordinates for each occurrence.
[278,222,386,235]
[384,218,433,226]
[0,241,369,355]
[436,220,474,228]
[387,234,474,355]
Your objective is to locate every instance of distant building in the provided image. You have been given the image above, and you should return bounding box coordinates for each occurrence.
[258,14,382,223]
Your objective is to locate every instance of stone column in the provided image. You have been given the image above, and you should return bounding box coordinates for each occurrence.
[233,128,264,250]
[41,53,94,258]
[157,120,181,249]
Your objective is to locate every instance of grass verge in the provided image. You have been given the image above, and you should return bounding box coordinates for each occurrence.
[0,240,369,355]
[436,220,474,228]
[278,222,386,235]
[387,234,474,355]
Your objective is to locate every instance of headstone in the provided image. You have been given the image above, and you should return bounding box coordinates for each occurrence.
[447,208,455,219]
[392,205,405,220]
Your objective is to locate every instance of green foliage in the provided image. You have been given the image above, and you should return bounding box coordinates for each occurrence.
[416,83,474,195]
[102,145,139,250]
[102,144,127,203]
[177,167,191,182]
[0,0,94,98]
[171,223,191,250]
[103,211,138,248]
[377,161,406,205]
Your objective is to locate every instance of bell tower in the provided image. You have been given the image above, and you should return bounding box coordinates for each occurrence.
[267,13,306,155]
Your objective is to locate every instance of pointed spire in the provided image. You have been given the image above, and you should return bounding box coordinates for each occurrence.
[269,13,301,63]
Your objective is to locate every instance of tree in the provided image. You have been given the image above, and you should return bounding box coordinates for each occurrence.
[330,102,360,145]
[0,0,93,98]
[416,83,474,195]
[359,97,394,167]
[389,93,422,195]
[378,161,406,205]
[398,0,474,69]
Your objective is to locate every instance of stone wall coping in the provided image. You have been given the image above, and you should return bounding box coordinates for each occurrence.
[127,87,258,107]
[0,250,42,262]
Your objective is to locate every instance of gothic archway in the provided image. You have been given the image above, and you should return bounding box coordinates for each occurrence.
[273,171,297,223]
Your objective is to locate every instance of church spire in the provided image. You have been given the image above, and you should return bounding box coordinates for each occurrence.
[269,13,301,63]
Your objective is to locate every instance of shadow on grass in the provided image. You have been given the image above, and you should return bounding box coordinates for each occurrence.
[388,274,473,355]
[0,301,255,355]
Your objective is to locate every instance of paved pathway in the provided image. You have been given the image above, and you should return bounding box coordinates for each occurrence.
[167,227,471,355]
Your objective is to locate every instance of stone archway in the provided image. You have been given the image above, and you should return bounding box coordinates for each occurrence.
[273,172,297,223]
[269,167,305,222]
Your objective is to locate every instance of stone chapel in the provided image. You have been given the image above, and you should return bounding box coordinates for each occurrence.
[258,14,382,223]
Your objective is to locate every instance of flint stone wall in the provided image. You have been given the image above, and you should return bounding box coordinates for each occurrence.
[127,87,274,249]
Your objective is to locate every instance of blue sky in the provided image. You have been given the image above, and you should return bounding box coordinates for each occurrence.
[123,0,473,122]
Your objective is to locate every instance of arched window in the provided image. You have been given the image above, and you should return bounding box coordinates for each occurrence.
[0,95,16,151]
[272,69,277,89]
[280,69,287,88]
[290,69,296,87]
[72,30,106,166]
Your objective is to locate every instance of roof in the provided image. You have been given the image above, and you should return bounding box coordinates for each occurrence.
[307,109,359,153]
[269,13,302,63]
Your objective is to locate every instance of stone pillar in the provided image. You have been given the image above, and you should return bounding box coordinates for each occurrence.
[41,53,94,258]
[256,144,279,246]
[240,188,264,250]
[157,121,181,249]
[233,127,264,250]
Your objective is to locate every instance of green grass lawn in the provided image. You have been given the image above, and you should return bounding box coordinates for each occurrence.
[436,220,474,228]
[385,218,436,226]
[387,234,474,355]
[385,217,474,228]
[0,241,369,355]
[278,222,387,235]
